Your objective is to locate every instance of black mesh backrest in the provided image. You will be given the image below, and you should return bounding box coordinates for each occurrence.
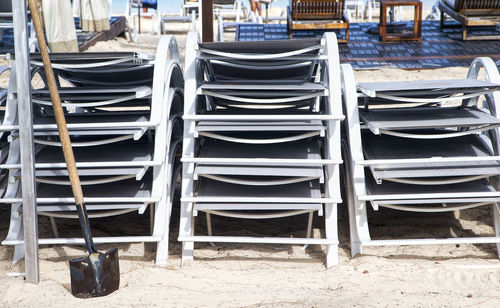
[0,2,12,13]
[199,39,322,55]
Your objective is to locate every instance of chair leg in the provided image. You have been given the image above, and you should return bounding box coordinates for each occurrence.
[206,212,216,247]
[324,203,339,268]
[345,166,370,256]
[49,216,59,238]
[493,203,500,259]
[301,211,314,250]
[150,203,155,234]
[342,152,364,256]
[236,1,241,23]
[179,201,195,265]
[7,203,25,265]
[155,199,170,267]
[349,200,366,256]
[151,14,155,34]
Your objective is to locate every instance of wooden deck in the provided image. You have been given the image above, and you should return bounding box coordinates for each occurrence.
[236,20,500,69]
[77,16,127,51]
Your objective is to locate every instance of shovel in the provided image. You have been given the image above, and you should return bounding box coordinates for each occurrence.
[27,0,119,298]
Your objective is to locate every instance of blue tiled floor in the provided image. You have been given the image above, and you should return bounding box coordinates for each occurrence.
[236,21,500,69]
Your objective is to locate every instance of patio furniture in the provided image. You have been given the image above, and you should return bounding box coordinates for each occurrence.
[341,57,500,257]
[0,3,36,53]
[439,0,500,40]
[160,10,197,34]
[259,0,287,23]
[126,0,196,37]
[126,0,159,34]
[179,31,344,267]
[346,0,366,21]
[214,0,250,22]
[182,0,200,17]
[1,35,184,267]
[379,0,422,41]
[287,0,350,41]
[214,0,256,42]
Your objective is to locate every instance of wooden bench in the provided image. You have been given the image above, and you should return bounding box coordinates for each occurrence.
[439,0,500,40]
[287,0,350,41]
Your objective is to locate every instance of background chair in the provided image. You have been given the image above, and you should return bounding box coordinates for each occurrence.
[125,0,160,34]
[214,0,251,23]
[182,0,200,17]
[345,0,366,21]
[439,0,500,40]
[287,0,350,41]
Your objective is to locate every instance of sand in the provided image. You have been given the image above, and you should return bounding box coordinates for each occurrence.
[0,17,499,308]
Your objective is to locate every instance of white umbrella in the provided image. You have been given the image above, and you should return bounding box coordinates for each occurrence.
[42,0,78,52]
[80,0,111,32]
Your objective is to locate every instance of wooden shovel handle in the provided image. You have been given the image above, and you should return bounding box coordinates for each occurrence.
[27,0,84,206]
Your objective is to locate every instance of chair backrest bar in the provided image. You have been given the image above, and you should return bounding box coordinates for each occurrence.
[290,0,344,21]
[445,0,500,13]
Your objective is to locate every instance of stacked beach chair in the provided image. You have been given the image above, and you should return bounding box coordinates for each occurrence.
[341,58,500,256]
[179,31,344,267]
[0,65,12,198]
[0,35,183,266]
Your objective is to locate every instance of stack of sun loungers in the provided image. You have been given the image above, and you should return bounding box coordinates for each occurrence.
[179,31,344,267]
[341,57,500,256]
[4,28,500,270]
[0,35,184,266]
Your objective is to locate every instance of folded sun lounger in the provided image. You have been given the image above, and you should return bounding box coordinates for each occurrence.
[341,57,500,257]
[1,35,184,267]
[179,31,344,268]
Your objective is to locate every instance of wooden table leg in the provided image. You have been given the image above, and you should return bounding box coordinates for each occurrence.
[380,2,387,41]
[413,4,418,35]
[417,2,422,39]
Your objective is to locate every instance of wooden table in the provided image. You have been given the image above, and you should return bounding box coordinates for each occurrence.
[379,0,422,42]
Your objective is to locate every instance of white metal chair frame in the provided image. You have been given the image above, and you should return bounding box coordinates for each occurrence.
[181,0,200,17]
[341,57,500,257]
[1,35,184,267]
[125,0,160,35]
[345,0,366,20]
[160,10,197,35]
[179,31,343,268]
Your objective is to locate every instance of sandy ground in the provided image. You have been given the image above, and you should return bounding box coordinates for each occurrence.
[0,16,499,308]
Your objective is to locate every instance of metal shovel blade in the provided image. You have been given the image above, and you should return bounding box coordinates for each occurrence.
[69,248,120,298]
